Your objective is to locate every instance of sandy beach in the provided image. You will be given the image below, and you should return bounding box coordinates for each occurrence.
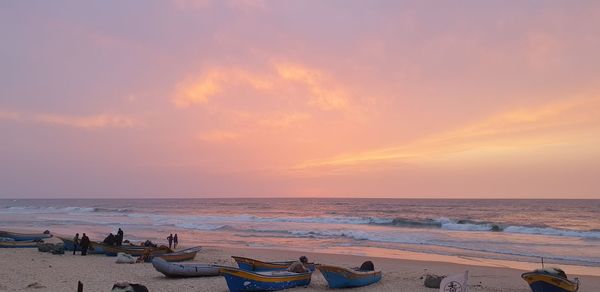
[1,246,599,292]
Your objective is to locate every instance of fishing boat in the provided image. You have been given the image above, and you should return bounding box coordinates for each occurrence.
[232,256,315,272]
[88,241,108,254]
[521,268,579,292]
[152,257,221,278]
[103,244,172,257]
[220,267,312,292]
[152,246,201,262]
[57,236,85,251]
[0,230,52,241]
[317,263,382,288]
[58,236,76,251]
[0,240,39,248]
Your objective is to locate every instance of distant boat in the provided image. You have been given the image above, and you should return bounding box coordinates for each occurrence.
[317,263,382,288]
[0,230,52,241]
[152,257,221,278]
[0,240,39,248]
[522,268,579,292]
[152,246,201,262]
[220,267,312,291]
[232,256,315,272]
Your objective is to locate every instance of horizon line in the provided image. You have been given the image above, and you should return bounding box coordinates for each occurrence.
[1,196,598,200]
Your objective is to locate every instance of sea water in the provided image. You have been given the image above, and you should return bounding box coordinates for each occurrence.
[1,198,599,269]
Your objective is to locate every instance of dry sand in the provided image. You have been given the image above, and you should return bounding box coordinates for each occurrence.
[1,246,599,292]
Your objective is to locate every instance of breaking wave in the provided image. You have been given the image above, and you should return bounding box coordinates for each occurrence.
[125,213,600,239]
[1,206,132,214]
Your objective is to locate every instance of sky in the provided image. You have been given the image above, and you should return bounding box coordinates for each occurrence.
[1,1,600,198]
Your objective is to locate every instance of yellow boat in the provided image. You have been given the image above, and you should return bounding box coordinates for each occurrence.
[521,268,579,292]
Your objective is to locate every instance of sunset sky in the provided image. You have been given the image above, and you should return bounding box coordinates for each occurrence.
[1,1,600,198]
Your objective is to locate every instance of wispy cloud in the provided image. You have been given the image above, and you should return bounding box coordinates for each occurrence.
[172,62,350,111]
[0,109,136,129]
[295,95,600,170]
[274,62,349,111]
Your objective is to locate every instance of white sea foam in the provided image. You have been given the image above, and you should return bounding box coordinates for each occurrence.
[436,217,496,231]
[123,213,600,239]
[504,226,600,239]
[1,206,130,214]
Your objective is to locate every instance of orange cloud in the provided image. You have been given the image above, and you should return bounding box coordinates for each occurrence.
[172,62,350,111]
[274,62,348,111]
[173,68,273,107]
[0,109,136,129]
[295,95,600,170]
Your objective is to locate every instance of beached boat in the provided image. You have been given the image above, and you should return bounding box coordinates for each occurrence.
[232,256,315,272]
[152,246,201,262]
[0,240,39,248]
[220,267,312,291]
[57,236,84,251]
[0,230,52,241]
[103,244,172,257]
[522,268,579,292]
[317,264,382,288]
[152,257,221,277]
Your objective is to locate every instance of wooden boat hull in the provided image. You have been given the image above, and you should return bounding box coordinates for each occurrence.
[0,240,38,248]
[522,272,579,292]
[103,245,172,257]
[58,236,81,251]
[220,267,311,292]
[232,256,315,272]
[152,257,221,278]
[0,231,51,242]
[153,246,200,262]
[317,264,382,288]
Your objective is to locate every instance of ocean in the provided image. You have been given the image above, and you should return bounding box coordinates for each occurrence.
[1,198,599,268]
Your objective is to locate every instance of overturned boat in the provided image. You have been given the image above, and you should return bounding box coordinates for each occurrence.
[521,267,579,292]
[152,257,221,278]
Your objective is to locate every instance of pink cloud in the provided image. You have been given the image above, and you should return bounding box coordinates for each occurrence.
[0,109,136,129]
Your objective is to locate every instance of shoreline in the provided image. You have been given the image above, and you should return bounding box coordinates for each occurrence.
[4,226,600,277]
[1,245,599,291]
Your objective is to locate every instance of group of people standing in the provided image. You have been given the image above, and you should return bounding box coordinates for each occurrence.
[102,228,124,246]
[166,233,178,249]
[71,233,91,255]
[71,229,181,255]
[72,228,124,256]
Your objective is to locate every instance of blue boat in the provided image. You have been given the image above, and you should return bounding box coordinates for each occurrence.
[0,230,51,242]
[232,256,315,272]
[57,236,79,251]
[317,263,382,288]
[58,237,105,253]
[522,268,579,292]
[220,267,312,291]
[0,240,39,248]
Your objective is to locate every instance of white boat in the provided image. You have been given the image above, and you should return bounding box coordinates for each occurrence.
[151,257,221,278]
